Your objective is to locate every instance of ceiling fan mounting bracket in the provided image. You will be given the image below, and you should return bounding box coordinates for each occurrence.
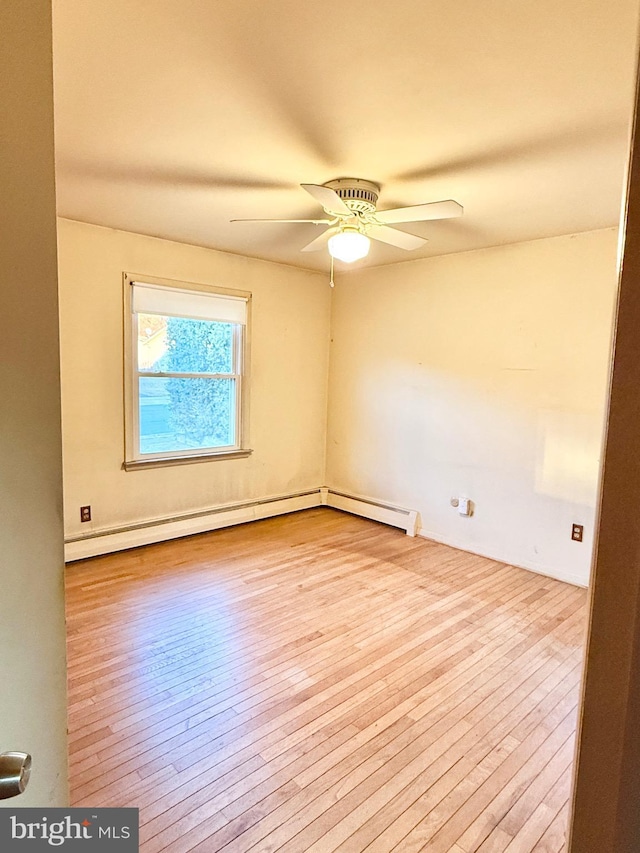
[324,178,380,214]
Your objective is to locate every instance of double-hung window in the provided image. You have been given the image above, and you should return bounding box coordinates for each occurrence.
[124,276,250,468]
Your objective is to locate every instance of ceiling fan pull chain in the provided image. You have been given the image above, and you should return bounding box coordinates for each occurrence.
[330,255,335,288]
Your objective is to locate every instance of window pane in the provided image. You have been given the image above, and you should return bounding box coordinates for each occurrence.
[137,314,234,374]
[139,376,236,454]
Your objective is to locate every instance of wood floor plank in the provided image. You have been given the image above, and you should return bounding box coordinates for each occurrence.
[65,508,586,853]
[533,801,571,853]
[294,663,583,853]
[73,570,548,794]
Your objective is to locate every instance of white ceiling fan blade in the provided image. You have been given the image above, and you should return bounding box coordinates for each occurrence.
[367,225,426,250]
[300,227,337,252]
[231,217,332,224]
[301,184,351,215]
[375,199,463,224]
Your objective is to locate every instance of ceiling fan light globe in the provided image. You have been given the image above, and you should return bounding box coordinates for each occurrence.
[328,230,370,263]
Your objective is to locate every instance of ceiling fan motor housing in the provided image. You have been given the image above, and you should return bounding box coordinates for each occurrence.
[324,178,380,214]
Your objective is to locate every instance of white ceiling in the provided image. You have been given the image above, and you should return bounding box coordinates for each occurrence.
[52,0,640,272]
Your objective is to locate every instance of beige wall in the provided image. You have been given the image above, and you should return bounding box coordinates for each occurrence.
[58,219,331,539]
[327,229,619,585]
[0,0,68,806]
[59,220,618,586]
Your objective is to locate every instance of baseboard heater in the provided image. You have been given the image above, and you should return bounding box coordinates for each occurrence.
[64,490,320,562]
[321,488,418,537]
[64,487,419,562]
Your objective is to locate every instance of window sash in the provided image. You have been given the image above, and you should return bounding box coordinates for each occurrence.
[137,371,240,380]
[133,317,243,458]
[136,377,240,459]
[125,277,248,464]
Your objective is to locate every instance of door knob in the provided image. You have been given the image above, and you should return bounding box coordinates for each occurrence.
[0,752,32,799]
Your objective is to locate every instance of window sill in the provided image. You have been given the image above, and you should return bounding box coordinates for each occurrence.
[123,448,253,471]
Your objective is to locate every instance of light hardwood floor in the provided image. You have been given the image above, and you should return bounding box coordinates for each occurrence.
[66,508,587,852]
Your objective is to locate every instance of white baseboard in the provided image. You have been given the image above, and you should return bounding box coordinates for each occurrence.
[416,526,588,588]
[325,489,419,536]
[64,491,321,561]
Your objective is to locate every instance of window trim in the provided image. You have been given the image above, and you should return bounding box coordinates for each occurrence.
[123,272,252,470]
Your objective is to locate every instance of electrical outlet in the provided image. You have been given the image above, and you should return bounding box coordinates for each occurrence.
[571,523,583,542]
[80,505,91,523]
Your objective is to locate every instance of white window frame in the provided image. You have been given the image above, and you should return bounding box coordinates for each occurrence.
[123,273,252,470]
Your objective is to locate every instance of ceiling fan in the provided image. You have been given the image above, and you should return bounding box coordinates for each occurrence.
[231,178,463,263]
